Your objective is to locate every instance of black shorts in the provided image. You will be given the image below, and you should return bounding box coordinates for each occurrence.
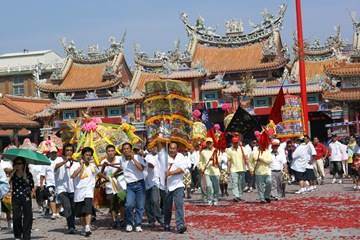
[305,169,316,181]
[75,198,93,218]
[293,170,305,182]
[45,186,56,202]
[106,194,120,212]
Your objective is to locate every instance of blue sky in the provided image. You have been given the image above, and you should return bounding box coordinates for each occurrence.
[1,0,359,67]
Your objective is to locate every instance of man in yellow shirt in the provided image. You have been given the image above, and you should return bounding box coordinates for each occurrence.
[199,138,220,205]
[250,147,272,203]
[226,136,248,202]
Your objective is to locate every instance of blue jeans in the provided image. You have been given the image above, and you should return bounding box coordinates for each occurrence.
[125,180,145,227]
[231,171,246,199]
[205,175,220,202]
[255,175,272,201]
[164,187,185,230]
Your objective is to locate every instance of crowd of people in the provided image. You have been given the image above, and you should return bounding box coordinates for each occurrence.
[0,133,360,239]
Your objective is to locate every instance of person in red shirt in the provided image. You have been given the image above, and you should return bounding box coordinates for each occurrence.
[312,137,329,184]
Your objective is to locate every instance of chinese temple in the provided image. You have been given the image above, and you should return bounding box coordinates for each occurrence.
[323,14,360,136]
[36,35,138,124]
[0,94,51,148]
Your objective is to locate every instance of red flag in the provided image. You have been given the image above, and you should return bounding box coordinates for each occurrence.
[269,86,285,124]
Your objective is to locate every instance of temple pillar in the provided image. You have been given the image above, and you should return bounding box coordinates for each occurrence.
[232,94,239,111]
[193,79,200,102]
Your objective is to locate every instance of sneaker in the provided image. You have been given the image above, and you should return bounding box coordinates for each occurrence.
[164,225,171,232]
[85,231,92,237]
[295,188,305,194]
[65,228,75,234]
[51,214,56,220]
[338,179,342,184]
[207,200,213,206]
[135,226,143,232]
[265,198,271,203]
[243,186,250,192]
[177,225,187,234]
[332,178,336,184]
[126,225,133,232]
[213,201,218,206]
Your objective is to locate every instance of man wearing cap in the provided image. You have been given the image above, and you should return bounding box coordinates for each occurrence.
[226,135,248,202]
[270,139,287,199]
[199,137,220,205]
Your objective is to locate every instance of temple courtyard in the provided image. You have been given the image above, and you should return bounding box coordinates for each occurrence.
[1,174,359,240]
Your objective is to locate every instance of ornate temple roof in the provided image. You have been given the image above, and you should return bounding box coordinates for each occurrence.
[134,40,191,69]
[191,42,288,74]
[1,95,51,116]
[253,83,322,97]
[0,96,41,128]
[52,97,127,110]
[181,4,288,74]
[37,35,131,93]
[181,4,286,47]
[323,89,360,101]
[324,61,360,77]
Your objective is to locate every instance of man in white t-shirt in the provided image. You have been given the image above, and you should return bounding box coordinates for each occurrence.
[144,146,164,228]
[163,142,187,234]
[100,144,122,228]
[270,139,287,199]
[44,147,59,219]
[54,143,76,234]
[328,134,345,184]
[70,147,99,237]
[120,142,146,233]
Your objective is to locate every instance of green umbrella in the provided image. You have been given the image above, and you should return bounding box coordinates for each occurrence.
[3,148,51,165]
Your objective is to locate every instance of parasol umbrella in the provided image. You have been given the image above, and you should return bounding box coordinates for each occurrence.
[2,148,51,165]
[225,106,261,136]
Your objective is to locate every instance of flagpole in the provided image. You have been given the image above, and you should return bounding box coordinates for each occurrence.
[295,0,309,135]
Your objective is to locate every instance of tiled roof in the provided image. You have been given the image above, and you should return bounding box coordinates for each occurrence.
[37,53,131,93]
[160,69,206,79]
[324,61,360,77]
[253,84,322,97]
[37,62,120,92]
[132,71,161,91]
[200,80,225,91]
[126,89,144,101]
[52,97,127,110]
[323,89,360,101]
[3,95,51,115]
[291,58,337,81]
[222,83,243,94]
[0,128,31,137]
[0,101,39,128]
[191,43,288,73]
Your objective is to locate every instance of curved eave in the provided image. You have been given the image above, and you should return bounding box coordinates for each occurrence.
[36,79,121,93]
[209,57,288,74]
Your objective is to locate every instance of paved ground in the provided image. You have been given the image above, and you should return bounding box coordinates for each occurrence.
[1,174,359,240]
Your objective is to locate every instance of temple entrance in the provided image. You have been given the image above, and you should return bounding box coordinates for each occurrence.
[309,112,332,141]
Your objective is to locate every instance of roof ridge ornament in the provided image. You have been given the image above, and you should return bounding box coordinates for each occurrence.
[60,36,124,64]
[181,4,287,47]
[55,92,74,103]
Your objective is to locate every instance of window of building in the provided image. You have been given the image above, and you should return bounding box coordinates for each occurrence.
[63,110,77,120]
[307,93,319,104]
[13,77,25,96]
[254,97,270,108]
[107,107,124,117]
[202,91,218,101]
